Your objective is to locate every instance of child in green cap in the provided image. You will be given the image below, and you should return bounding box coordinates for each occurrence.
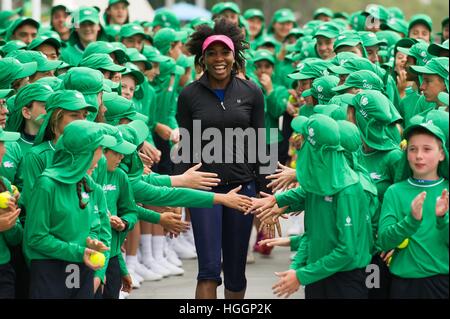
[104,0,130,26]
[249,114,372,298]
[50,5,70,42]
[0,126,22,299]
[23,120,117,298]
[378,121,449,298]
[408,14,433,43]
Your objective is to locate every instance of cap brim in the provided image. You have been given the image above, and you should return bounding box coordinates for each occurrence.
[328,64,351,74]
[109,139,136,155]
[403,123,446,143]
[339,93,355,105]
[15,61,38,79]
[104,64,127,72]
[276,17,296,23]
[0,131,20,142]
[336,40,361,49]
[314,31,337,39]
[301,89,313,98]
[123,70,145,85]
[410,65,435,75]
[148,54,170,63]
[99,134,118,148]
[288,72,314,80]
[396,46,411,56]
[0,89,15,99]
[428,43,448,56]
[438,92,449,106]
[39,60,63,72]
[332,84,350,92]
[127,119,149,145]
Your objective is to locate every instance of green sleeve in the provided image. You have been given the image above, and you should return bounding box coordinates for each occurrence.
[143,173,172,187]
[266,86,288,119]
[116,173,139,230]
[25,184,85,262]
[289,235,301,252]
[94,190,112,283]
[135,205,161,224]
[118,252,129,276]
[21,151,46,207]
[131,179,214,208]
[377,188,422,251]
[167,102,179,130]
[436,213,449,246]
[295,192,364,286]
[3,219,23,247]
[289,233,309,269]
[275,187,306,213]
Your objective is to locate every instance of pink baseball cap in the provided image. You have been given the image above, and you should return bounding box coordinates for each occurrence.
[202,35,235,54]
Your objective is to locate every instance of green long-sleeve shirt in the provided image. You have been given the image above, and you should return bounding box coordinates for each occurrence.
[276,183,373,286]
[0,177,22,265]
[23,176,101,263]
[0,141,23,189]
[264,85,289,144]
[378,178,449,278]
[60,43,84,67]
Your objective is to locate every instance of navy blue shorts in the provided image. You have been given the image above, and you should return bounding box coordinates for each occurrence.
[189,181,256,292]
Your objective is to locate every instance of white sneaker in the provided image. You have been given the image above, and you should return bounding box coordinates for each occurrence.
[156,258,184,276]
[126,263,145,283]
[119,291,129,299]
[134,262,163,281]
[172,237,197,259]
[142,257,171,277]
[183,226,196,246]
[128,269,141,289]
[246,249,255,264]
[166,241,183,267]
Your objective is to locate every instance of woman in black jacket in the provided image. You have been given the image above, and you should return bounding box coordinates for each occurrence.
[175,19,267,299]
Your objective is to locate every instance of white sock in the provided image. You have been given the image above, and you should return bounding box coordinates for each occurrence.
[126,255,138,265]
[140,234,153,259]
[152,235,165,260]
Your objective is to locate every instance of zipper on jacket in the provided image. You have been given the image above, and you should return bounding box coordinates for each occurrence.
[220,102,226,110]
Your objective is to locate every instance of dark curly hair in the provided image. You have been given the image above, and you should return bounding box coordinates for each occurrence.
[186,18,248,72]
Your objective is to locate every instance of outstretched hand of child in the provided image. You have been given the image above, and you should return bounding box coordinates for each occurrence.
[411,191,426,221]
[272,270,300,298]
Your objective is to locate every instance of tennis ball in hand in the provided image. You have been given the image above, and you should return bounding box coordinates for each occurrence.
[89,252,105,267]
[0,191,12,209]
[11,185,19,196]
[397,238,409,249]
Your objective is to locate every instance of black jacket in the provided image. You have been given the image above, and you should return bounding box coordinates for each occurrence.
[175,72,267,189]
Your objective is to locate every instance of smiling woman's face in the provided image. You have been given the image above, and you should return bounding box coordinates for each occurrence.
[204,42,235,85]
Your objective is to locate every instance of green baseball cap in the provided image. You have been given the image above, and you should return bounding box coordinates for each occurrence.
[119,23,146,40]
[329,55,381,76]
[387,7,405,20]
[252,49,275,65]
[117,119,149,148]
[27,35,62,51]
[403,120,446,146]
[0,127,20,142]
[0,57,37,89]
[424,110,449,143]
[409,14,433,32]
[380,18,408,36]
[72,6,100,26]
[359,31,387,47]
[438,92,449,106]
[302,75,339,104]
[314,104,347,121]
[5,17,40,41]
[271,8,296,24]
[350,11,366,31]
[410,57,449,85]
[0,8,23,29]
[122,63,145,85]
[6,50,62,72]
[255,34,278,48]
[151,9,180,30]
[288,59,332,80]
[104,24,122,39]
[337,119,362,153]
[189,17,214,29]
[304,113,341,147]
[287,27,304,39]
[104,92,148,125]
[79,53,127,73]
[62,67,105,95]
[332,70,384,93]
[126,48,152,70]
[159,57,184,76]
[313,8,334,19]
[313,22,340,39]
[341,90,393,123]
[108,0,130,6]
[142,45,170,63]
[153,27,186,55]
[83,41,129,65]
[333,12,349,20]
[334,30,363,51]
[14,82,53,110]
[0,40,27,57]
[98,122,136,156]
[376,30,402,48]
[212,2,240,15]
[290,115,308,134]
[46,90,97,113]
[363,4,389,22]
[397,41,433,66]
[243,8,264,21]
[428,39,449,57]
[34,76,63,91]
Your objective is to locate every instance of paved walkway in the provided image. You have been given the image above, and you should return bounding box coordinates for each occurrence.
[128,247,305,299]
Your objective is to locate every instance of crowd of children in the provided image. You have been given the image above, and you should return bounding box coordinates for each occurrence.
[0,1,448,299]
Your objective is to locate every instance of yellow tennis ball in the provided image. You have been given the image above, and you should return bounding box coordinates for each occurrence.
[0,191,12,209]
[400,139,407,150]
[89,252,105,267]
[397,238,409,249]
[11,185,19,196]
[387,256,392,266]
[290,160,297,169]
